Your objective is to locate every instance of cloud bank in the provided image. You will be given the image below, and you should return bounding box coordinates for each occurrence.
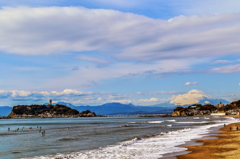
[0,6,240,63]
[0,89,179,106]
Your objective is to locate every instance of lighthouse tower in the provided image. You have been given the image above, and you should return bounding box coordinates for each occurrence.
[49,99,52,105]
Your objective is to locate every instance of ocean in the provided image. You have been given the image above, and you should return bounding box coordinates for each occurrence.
[0,116,239,159]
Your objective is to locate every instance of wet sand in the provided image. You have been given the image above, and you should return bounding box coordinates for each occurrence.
[177,122,240,159]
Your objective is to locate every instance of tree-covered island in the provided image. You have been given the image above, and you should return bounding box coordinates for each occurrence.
[7,103,98,118]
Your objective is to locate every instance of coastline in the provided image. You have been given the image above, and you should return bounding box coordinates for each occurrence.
[176,116,240,159]
[2,115,238,159]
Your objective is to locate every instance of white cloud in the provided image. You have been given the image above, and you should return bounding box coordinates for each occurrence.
[238,83,240,85]
[0,90,32,97]
[11,90,31,97]
[210,64,240,73]
[212,60,233,64]
[139,98,160,102]
[0,6,153,55]
[184,82,199,85]
[39,91,50,96]
[170,89,211,105]
[0,6,240,63]
[76,55,110,64]
[51,89,84,95]
[111,100,132,104]
[116,13,240,62]
[137,91,181,95]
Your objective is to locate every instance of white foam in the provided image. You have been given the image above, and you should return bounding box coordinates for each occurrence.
[164,119,176,122]
[129,121,164,124]
[177,121,209,124]
[147,121,164,123]
[25,117,240,159]
[129,119,175,124]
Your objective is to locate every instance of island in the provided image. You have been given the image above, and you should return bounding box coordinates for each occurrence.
[7,103,98,118]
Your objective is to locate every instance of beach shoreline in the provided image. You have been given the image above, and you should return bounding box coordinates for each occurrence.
[161,125,222,159]
[175,116,240,159]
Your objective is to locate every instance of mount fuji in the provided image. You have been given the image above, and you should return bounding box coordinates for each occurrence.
[169,89,229,106]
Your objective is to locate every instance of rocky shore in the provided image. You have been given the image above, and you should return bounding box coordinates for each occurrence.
[172,100,240,117]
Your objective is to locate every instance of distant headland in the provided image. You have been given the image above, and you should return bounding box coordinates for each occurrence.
[172,100,240,116]
[5,100,99,118]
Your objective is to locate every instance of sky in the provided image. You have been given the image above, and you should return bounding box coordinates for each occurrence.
[0,0,240,106]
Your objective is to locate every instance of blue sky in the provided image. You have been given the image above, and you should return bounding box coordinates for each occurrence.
[0,0,240,106]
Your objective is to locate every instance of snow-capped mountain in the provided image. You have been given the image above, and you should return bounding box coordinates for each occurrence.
[170,89,229,106]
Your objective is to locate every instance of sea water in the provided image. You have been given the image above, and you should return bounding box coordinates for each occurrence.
[0,116,239,159]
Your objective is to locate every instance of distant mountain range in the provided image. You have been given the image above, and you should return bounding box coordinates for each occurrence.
[0,97,230,116]
[58,97,229,115]
[68,102,175,115]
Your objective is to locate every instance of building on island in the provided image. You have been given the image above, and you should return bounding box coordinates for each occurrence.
[216,102,224,108]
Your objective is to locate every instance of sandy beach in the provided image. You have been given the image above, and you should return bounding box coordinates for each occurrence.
[177,119,240,159]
